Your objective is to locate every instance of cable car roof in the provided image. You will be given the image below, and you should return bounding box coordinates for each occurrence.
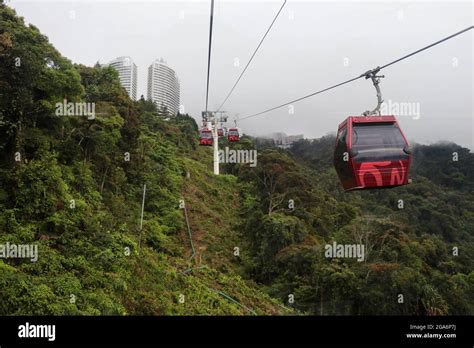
[338,115,397,130]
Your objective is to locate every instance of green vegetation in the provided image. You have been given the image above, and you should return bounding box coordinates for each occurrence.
[232,138,474,315]
[0,5,291,315]
[0,4,472,316]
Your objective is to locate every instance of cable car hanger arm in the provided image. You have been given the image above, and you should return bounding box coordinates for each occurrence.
[361,67,385,116]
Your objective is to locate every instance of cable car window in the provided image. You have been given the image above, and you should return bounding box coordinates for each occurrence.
[200,131,212,139]
[334,127,352,182]
[228,130,239,135]
[352,122,408,162]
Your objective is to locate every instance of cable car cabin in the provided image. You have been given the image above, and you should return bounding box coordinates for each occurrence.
[199,129,213,146]
[227,128,240,142]
[217,128,224,137]
[334,115,412,191]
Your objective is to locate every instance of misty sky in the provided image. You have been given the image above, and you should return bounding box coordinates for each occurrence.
[8,0,474,149]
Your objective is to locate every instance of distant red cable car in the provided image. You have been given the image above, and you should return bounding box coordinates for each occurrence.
[199,128,213,146]
[217,128,224,137]
[227,128,240,142]
[334,115,412,191]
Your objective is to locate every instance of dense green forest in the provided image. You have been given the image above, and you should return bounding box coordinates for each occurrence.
[0,4,473,315]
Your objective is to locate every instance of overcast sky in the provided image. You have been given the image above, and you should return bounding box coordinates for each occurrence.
[8,0,474,149]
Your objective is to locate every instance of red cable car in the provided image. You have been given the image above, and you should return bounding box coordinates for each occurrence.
[227,128,240,142]
[334,68,412,191]
[217,128,224,137]
[199,128,213,146]
[334,115,412,191]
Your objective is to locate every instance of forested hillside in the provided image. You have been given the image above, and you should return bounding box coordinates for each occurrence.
[0,5,291,315]
[233,138,474,315]
[1,4,472,316]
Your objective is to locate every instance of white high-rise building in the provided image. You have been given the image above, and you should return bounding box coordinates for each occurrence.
[147,58,180,116]
[107,56,137,100]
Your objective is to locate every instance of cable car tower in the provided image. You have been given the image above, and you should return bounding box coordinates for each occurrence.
[201,110,228,175]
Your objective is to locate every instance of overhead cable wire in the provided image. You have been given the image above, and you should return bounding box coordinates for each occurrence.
[216,0,287,112]
[239,26,473,121]
[205,0,215,113]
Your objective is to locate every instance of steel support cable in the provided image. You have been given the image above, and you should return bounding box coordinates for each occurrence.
[178,266,258,315]
[216,0,287,112]
[208,287,258,315]
[182,202,196,260]
[239,26,473,121]
[378,25,473,70]
[205,0,215,113]
[240,75,363,120]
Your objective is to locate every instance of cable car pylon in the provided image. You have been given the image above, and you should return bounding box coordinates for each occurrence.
[201,110,228,175]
